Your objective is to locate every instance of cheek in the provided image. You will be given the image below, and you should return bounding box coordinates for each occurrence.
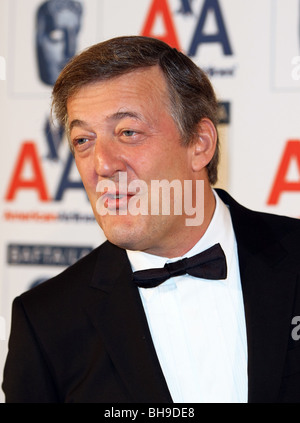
[75,158,97,191]
[125,151,154,181]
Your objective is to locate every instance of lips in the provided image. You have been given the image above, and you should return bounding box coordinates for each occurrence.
[100,191,136,211]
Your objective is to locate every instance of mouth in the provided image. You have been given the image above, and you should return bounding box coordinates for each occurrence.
[100,191,136,211]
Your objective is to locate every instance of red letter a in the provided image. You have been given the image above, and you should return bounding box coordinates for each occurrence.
[267,140,300,205]
[5,141,50,201]
[141,0,181,49]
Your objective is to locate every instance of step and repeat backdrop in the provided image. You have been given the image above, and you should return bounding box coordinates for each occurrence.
[0,0,299,401]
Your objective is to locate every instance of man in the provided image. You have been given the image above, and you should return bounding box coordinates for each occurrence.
[2,36,300,403]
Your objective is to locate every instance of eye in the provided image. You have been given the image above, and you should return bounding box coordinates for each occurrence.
[49,29,65,42]
[74,137,89,146]
[77,138,89,145]
[72,137,92,153]
[122,130,136,137]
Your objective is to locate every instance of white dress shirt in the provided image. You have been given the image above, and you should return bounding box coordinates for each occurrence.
[126,191,248,403]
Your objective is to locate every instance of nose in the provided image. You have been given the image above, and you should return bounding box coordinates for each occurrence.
[93,138,127,179]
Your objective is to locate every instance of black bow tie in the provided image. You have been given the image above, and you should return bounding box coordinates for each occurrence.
[132,243,227,289]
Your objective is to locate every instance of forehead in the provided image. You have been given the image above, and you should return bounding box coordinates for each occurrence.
[67,66,170,115]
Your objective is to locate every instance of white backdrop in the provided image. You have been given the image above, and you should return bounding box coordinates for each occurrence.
[0,0,299,402]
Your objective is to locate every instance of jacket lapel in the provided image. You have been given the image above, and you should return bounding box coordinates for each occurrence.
[216,189,298,402]
[85,241,172,403]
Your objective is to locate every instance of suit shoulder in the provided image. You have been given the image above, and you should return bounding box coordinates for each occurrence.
[216,188,300,230]
[11,240,129,345]
[244,201,300,236]
[251,206,300,230]
[18,240,111,308]
[216,188,300,255]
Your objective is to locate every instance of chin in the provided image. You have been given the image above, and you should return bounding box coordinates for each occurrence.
[105,232,144,252]
[98,216,147,251]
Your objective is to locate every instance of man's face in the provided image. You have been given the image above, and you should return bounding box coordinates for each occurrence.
[67,66,201,257]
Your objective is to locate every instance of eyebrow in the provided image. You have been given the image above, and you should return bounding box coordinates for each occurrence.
[68,119,88,133]
[68,111,143,133]
[110,111,143,121]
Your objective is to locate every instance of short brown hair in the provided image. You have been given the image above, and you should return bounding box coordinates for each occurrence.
[52,36,220,184]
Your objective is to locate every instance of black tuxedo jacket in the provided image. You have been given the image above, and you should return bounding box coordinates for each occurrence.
[2,189,300,403]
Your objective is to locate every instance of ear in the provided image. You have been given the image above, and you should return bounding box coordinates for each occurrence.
[189,118,218,172]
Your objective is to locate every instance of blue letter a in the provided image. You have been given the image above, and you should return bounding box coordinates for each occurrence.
[188,0,233,57]
[55,152,85,201]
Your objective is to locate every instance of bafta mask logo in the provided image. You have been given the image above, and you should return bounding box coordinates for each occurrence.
[36,0,83,160]
[36,0,83,86]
